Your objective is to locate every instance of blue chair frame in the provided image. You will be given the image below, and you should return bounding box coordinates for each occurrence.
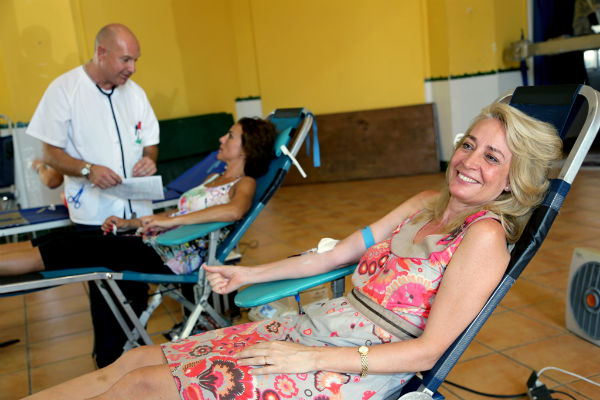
[234,85,600,399]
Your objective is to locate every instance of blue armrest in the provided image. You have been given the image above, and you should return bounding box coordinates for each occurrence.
[155,221,234,246]
[235,264,356,308]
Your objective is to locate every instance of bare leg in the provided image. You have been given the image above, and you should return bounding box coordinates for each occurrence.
[89,365,180,400]
[23,345,167,400]
[0,242,44,275]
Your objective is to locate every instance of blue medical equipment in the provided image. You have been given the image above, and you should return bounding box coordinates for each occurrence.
[67,184,84,209]
[234,85,600,400]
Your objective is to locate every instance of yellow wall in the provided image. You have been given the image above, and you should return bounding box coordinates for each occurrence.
[0,0,80,122]
[493,0,527,70]
[425,0,526,78]
[76,0,241,119]
[250,0,427,114]
[0,0,526,123]
[426,0,450,78]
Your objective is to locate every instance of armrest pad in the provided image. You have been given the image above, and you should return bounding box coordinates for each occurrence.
[155,221,234,246]
[235,264,356,308]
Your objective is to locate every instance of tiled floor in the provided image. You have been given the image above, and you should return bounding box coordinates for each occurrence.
[1,171,600,399]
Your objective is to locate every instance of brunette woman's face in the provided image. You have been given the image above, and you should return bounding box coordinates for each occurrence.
[217,123,245,162]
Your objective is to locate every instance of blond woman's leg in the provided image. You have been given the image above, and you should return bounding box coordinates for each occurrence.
[23,345,167,400]
[0,242,44,275]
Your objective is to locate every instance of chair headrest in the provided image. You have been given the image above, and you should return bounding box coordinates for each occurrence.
[274,127,293,156]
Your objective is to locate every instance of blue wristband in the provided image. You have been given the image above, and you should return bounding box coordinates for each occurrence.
[361,226,375,249]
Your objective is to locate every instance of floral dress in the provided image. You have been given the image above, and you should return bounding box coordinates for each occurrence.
[143,175,240,275]
[161,210,499,400]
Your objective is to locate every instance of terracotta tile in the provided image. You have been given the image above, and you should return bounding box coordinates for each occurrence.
[565,374,600,399]
[29,331,94,367]
[0,307,25,330]
[159,294,184,313]
[28,311,92,343]
[150,332,172,345]
[500,279,561,309]
[242,242,300,264]
[475,310,563,350]
[516,298,568,332]
[536,242,580,264]
[30,354,97,393]
[0,369,29,400]
[26,294,89,323]
[503,334,600,384]
[0,341,27,374]
[0,324,26,346]
[445,353,532,399]
[437,384,463,399]
[525,268,571,293]
[146,309,180,335]
[545,223,600,244]
[558,208,600,228]
[522,252,571,277]
[240,227,277,247]
[25,282,87,305]
[579,235,600,250]
[0,294,24,312]
[457,340,494,362]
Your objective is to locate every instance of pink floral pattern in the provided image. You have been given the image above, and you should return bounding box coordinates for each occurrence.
[162,210,496,399]
[162,301,413,399]
[353,210,495,330]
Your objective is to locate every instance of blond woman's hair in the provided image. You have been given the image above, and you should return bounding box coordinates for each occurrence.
[419,102,563,243]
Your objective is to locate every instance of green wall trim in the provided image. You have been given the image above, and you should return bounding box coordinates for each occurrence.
[425,67,520,82]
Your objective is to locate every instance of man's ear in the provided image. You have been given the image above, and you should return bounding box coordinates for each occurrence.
[97,45,106,59]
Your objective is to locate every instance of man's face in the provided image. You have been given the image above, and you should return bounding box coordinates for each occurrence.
[98,32,140,87]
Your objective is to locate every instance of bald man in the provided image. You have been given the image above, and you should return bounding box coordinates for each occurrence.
[27,23,159,226]
[26,24,159,367]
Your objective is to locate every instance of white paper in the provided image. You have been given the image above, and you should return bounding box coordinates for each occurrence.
[103,176,165,200]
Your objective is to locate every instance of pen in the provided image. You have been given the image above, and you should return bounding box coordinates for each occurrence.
[135,121,142,144]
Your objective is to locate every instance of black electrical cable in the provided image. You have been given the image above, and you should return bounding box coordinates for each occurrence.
[444,379,527,398]
[549,389,578,400]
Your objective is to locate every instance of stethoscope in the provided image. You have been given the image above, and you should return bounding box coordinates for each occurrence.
[96,84,134,217]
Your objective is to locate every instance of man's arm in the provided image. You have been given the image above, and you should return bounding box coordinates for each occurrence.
[42,142,122,189]
[133,144,158,177]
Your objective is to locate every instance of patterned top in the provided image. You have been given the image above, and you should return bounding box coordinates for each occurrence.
[176,174,240,214]
[143,174,241,275]
[352,209,499,330]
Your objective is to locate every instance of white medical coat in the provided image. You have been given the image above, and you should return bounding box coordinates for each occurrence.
[27,66,160,225]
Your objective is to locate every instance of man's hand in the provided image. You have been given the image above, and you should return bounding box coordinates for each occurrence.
[89,165,122,189]
[133,156,157,177]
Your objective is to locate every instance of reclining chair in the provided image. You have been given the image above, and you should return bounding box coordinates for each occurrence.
[234,85,600,400]
[0,107,319,351]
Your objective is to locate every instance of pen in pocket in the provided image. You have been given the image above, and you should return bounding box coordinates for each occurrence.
[135,121,142,144]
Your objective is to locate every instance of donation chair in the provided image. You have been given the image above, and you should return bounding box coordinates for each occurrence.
[234,85,600,400]
[0,108,319,352]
